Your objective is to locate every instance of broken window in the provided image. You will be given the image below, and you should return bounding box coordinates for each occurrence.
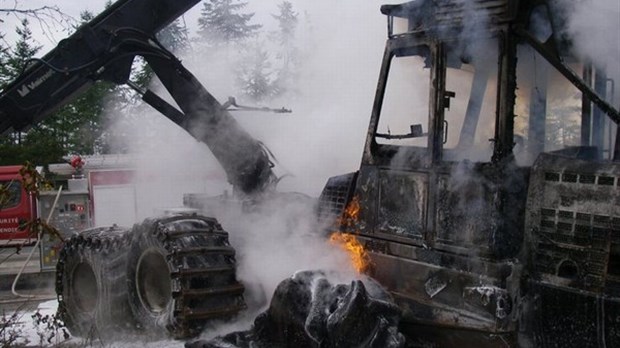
[375,46,431,148]
[442,40,499,162]
[515,46,616,164]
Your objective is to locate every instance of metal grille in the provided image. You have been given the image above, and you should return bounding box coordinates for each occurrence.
[317,172,356,226]
[528,155,620,295]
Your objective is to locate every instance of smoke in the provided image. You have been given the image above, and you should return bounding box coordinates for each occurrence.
[97,0,619,340]
[98,0,390,338]
[561,0,620,92]
[193,195,359,339]
[180,0,387,195]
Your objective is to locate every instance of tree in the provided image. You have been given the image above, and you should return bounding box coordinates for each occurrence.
[158,19,190,54]
[272,1,297,65]
[0,2,74,48]
[133,19,191,91]
[0,19,42,147]
[236,43,275,102]
[197,0,261,47]
[5,18,41,83]
[0,11,117,165]
[38,10,119,157]
[271,1,299,96]
[0,32,12,86]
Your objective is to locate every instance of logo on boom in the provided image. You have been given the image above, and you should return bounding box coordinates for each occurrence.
[17,69,54,98]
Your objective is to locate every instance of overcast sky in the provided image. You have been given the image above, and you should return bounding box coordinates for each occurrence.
[0,0,389,51]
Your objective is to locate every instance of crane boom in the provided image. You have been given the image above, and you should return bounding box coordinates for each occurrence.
[0,0,276,195]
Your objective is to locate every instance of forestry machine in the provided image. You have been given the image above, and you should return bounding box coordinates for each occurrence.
[318,0,620,347]
[0,0,277,339]
[3,0,620,346]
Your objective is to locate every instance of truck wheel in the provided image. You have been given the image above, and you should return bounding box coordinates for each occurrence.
[56,226,132,338]
[126,215,246,338]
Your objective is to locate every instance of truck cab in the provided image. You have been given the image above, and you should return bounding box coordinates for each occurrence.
[0,166,36,246]
[320,0,620,346]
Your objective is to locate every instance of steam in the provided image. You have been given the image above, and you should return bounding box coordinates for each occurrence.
[562,0,620,92]
[198,196,359,337]
[98,0,390,337]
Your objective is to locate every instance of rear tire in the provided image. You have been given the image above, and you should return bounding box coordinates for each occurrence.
[56,226,132,338]
[126,215,246,338]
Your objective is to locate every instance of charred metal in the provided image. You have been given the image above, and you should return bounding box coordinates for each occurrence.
[319,0,620,346]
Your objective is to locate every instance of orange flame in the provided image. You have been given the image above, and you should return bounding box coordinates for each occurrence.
[328,196,370,273]
[329,232,371,273]
[342,196,360,223]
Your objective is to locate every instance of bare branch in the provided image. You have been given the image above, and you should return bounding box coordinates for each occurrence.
[0,3,76,44]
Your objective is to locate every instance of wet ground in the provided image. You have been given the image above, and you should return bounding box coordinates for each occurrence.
[0,246,56,313]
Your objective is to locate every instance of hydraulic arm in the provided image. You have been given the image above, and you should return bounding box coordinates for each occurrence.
[0,0,276,195]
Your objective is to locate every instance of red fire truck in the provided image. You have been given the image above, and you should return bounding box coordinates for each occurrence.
[0,165,37,246]
[0,154,227,270]
[0,160,92,270]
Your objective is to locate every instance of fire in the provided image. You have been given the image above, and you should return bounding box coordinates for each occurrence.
[342,196,360,223]
[328,195,370,273]
[329,232,371,273]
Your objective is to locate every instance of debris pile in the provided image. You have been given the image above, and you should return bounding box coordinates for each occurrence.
[187,270,405,348]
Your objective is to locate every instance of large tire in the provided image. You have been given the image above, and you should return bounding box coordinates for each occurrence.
[56,226,133,339]
[126,215,246,338]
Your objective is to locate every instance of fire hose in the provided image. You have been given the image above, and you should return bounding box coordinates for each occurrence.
[10,186,63,300]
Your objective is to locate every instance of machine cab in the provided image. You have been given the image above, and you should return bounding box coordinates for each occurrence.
[327,0,620,346]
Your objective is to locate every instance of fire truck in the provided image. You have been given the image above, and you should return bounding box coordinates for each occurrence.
[0,162,91,271]
[0,154,225,271]
[0,165,38,246]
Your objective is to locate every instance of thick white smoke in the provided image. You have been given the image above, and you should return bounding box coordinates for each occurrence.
[101,0,620,326]
[101,0,390,337]
[564,0,620,96]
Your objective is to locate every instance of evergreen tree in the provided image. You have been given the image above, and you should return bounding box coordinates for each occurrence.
[0,19,63,164]
[45,10,117,157]
[273,1,297,60]
[6,19,42,78]
[0,32,12,87]
[197,0,261,47]
[236,43,275,102]
[134,19,191,90]
[271,1,299,96]
[157,19,190,54]
[0,19,42,148]
[0,11,117,166]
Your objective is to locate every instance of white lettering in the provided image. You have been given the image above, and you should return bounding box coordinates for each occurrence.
[0,217,19,224]
[20,69,54,97]
[17,85,30,97]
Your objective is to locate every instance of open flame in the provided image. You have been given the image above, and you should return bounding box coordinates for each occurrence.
[328,196,371,273]
[342,196,360,224]
[329,232,371,273]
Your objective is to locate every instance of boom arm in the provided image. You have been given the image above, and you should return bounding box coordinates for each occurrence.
[0,0,276,196]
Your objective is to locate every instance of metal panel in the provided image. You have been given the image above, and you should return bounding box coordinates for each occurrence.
[377,170,428,238]
[38,191,91,270]
[92,185,137,227]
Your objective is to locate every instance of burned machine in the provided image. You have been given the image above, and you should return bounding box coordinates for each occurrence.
[319,1,620,347]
